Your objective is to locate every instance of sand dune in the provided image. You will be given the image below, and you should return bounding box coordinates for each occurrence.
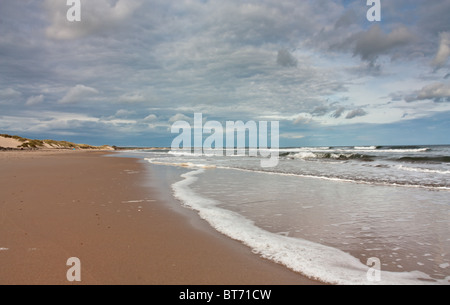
[0,136,22,148]
[0,134,114,150]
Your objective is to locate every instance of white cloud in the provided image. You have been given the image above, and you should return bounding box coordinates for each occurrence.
[0,111,100,134]
[114,109,135,117]
[432,32,450,69]
[143,114,157,122]
[169,113,191,123]
[26,94,44,106]
[59,84,99,104]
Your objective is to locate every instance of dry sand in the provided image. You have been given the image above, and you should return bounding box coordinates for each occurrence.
[0,150,320,285]
[0,137,22,149]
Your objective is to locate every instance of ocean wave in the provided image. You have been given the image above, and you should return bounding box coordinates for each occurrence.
[397,156,450,163]
[288,152,374,161]
[215,166,450,190]
[397,165,450,175]
[379,145,428,150]
[281,147,431,154]
[354,146,378,150]
[345,148,430,153]
[144,157,450,190]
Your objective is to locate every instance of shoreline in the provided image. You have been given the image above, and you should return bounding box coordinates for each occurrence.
[0,150,321,285]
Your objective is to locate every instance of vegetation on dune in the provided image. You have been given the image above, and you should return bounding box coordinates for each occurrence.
[0,134,110,150]
[19,139,44,148]
[0,134,28,142]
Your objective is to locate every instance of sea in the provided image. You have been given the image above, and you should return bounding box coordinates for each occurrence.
[118,145,450,285]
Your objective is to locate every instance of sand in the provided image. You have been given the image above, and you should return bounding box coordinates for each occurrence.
[0,136,22,149]
[0,150,320,285]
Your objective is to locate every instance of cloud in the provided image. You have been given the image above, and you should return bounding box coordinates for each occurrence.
[331,107,345,118]
[118,92,146,103]
[281,133,305,140]
[346,108,367,119]
[26,94,44,106]
[114,109,135,118]
[334,10,358,29]
[407,83,450,103]
[432,32,450,69]
[311,105,329,116]
[45,0,142,39]
[143,114,157,122]
[169,113,191,123]
[59,84,99,104]
[293,114,313,125]
[277,49,298,67]
[0,88,21,103]
[351,25,414,62]
[0,111,101,135]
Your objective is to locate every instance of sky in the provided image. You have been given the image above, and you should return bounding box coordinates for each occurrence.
[0,0,449,147]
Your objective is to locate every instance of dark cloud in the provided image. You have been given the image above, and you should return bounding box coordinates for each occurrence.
[351,25,414,63]
[311,105,329,116]
[334,9,358,29]
[332,107,346,118]
[418,0,450,36]
[388,92,405,102]
[276,49,298,67]
[405,83,450,103]
[346,61,382,77]
[346,108,367,119]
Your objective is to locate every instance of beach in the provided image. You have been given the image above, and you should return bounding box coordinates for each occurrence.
[0,150,319,285]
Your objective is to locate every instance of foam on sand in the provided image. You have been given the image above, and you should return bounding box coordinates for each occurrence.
[172,169,448,285]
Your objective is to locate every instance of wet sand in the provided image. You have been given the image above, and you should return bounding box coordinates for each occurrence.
[0,150,320,285]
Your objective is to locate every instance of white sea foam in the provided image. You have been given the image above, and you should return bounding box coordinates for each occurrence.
[337,148,430,153]
[355,146,377,150]
[145,158,216,169]
[171,169,446,285]
[397,165,450,175]
[291,152,318,159]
